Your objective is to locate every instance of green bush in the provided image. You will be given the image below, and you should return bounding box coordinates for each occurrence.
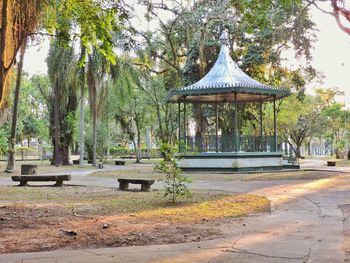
[155,143,192,203]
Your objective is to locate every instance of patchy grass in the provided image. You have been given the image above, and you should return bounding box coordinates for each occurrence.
[91,165,160,180]
[331,159,350,167]
[0,160,94,177]
[135,194,270,223]
[91,168,342,182]
[0,185,270,253]
[0,185,228,216]
[241,170,342,181]
[319,156,350,166]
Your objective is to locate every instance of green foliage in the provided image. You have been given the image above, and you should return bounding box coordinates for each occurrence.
[22,115,40,143]
[44,0,129,65]
[155,144,192,203]
[0,128,9,154]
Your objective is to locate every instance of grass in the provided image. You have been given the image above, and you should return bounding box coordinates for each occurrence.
[0,160,94,177]
[0,184,270,223]
[241,170,342,181]
[318,156,350,166]
[135,194,270,222]
[92,165,160,180]
[91,167,341,182]
[0,185,229,216]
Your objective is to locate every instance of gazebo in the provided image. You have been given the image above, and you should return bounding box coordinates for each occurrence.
[167,30,291,171]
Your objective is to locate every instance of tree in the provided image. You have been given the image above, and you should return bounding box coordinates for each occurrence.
[78,43,86,166]
[0,0,44,110]
[111,58,155,162]
[135,0,318,144]
[310,0,350,36]
[0,0,128,112]
[155,144,192,203]
[87,54,98,166]
[277,88,340,158]
[278,95,322,158]
[47,39,78,166]
[22,115,40,147]
[6,40,27,172]
[322,103,347,157]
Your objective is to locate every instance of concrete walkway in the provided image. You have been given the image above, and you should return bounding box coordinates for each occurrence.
[1,159,350,262]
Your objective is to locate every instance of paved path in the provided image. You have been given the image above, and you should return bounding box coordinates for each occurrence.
[1,159,350,262]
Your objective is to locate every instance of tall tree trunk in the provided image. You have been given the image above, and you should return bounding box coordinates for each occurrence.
[78,42,86,166]
[92,75,97,167]
[307,138,311,156]
[79,77,85,166]
[5,40,26,172]
[136,120,141,163]
[53,78,61,166]
[92,102,97,166]
[295,144,301,158]
[87,55,97,166]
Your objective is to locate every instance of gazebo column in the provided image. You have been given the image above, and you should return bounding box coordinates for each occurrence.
[259,101,263,152]
[215,103,219,152]
[234,93,240,152]
[273,95,277,152]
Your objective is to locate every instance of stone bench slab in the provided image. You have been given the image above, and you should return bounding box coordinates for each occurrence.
[118,179,155,192]
[12,174,71,187]
[115,160,126,165]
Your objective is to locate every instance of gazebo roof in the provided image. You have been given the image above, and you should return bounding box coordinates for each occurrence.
[167,30,291,103]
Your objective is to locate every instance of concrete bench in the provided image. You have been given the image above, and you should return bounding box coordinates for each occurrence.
[21,164,38,175]
[118,179,155,192]
[115,160,126,165]
[327,161,337,167]
[12,174,71,187]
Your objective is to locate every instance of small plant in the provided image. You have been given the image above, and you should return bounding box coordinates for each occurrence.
[155,143,192,203]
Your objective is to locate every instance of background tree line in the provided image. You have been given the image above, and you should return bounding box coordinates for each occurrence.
[0,0,349,170]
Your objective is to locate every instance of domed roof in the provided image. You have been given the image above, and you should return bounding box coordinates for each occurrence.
[167,30,290,103]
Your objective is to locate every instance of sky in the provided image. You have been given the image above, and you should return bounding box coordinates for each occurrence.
[22,3,350,106]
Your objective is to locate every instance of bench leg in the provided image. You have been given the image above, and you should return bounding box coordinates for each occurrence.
[141,184,151,192]
[119,181,129,190]
[18,180,28,186]
[54,179,64,187]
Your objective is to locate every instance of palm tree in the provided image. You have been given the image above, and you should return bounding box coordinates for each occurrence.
[47,38,78,166]
[78,43,86,166]
[87,51,110,165]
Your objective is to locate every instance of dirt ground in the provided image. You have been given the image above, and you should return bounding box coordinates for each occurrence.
[0,185,269,254]
[0,169,345,255]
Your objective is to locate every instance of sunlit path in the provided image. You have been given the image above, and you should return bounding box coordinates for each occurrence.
[1,168,350,262]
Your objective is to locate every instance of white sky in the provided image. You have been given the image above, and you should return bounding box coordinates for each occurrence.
[23,3,350,105]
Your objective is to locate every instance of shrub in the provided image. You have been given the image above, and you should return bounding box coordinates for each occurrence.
[155,144,192,203]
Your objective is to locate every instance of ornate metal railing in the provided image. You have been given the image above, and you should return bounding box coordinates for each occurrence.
[180,135,282,153]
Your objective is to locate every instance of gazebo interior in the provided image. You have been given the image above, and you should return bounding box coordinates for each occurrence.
[167,30,294,171]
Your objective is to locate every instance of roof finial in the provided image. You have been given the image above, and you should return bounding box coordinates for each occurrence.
[219,29,229,45]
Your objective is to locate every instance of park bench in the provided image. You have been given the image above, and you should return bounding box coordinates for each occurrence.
[21,164,38,175]
[327,161,337,167]
[121,155,136,159]
[118,178,155,192]
[12,174,71,187]
[115,160,126,165]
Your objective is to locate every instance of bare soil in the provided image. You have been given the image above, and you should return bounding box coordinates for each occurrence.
[0,205,222,253]
[0,186,269,254]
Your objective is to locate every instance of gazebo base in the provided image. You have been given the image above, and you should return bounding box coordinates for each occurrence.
[177,152,289,171]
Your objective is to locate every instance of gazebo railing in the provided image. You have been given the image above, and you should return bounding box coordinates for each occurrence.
[180,135,282,153]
